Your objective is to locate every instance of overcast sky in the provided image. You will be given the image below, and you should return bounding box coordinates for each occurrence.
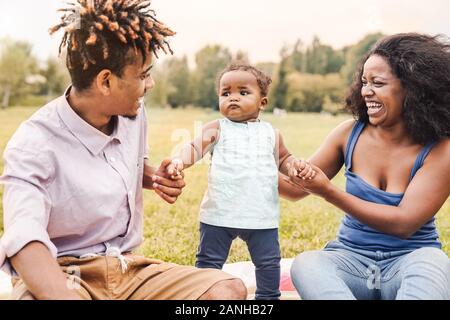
[1,0,449,64]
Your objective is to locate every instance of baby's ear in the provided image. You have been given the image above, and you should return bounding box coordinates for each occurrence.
[259,97,268,110]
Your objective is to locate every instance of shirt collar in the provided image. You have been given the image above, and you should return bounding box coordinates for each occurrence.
[56,86,126,156]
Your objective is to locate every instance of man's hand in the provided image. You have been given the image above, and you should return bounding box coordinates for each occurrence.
[143,159,186,204]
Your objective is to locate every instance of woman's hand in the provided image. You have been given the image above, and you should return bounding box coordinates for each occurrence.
[286,162,333,198]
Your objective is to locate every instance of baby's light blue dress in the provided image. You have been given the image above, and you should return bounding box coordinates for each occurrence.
[199,118,280,229]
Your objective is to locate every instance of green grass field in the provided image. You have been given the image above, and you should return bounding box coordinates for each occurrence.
[0,106,449,265]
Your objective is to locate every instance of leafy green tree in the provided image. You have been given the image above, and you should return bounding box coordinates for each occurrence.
[285,73,345,112]
[192,45,231,109]
[305,36,326,74]
[304,36,345,75]
[166,56,191,108]
[326,48,346,74]
[340,33,384,85]
[255,62,277,80]
[0,38,38,108]
[269,60,289,111]
[322,95,343,115]
[289,39,305,73]
[147,62,170,108]
[269,46,290,111]
[233,50,250,64]
[39,56,70,98]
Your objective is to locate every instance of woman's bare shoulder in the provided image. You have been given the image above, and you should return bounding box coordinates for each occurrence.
[427,138,450,162]
[334,118,357,134]
[326,118,357,148]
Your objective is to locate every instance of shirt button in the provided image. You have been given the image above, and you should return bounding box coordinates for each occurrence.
[110,157,116,163]
[128,191,133,197]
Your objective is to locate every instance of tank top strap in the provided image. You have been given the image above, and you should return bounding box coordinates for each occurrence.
[409,141,438,181]
[344,120,366,170]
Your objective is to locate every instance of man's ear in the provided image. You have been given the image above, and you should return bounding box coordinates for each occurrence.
[96,69,112,96]
[259,97,268,111]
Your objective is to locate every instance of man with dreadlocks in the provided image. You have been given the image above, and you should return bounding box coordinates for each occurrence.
[0,0,246,300]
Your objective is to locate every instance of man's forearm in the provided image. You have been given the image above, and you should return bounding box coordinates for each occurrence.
[11,241,81,300]
[143,162,157,189]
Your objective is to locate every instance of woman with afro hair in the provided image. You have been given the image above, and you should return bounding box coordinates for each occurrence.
[288,33,450,300]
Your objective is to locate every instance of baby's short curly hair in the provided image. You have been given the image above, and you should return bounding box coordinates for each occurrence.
[216,63,272,97]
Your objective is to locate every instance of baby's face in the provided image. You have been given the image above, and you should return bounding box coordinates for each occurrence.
[218,70,267,122]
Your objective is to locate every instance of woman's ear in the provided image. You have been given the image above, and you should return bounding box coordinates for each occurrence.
[259,97,268,111]
[96,69,112,96]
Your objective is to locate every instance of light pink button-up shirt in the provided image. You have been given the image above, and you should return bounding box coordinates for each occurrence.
[0,87,149,275]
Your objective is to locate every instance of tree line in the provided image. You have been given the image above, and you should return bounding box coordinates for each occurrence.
[0,38,69,109]
[0,33,383,112]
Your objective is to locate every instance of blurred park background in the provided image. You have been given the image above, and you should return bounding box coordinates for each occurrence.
[0,0,449,263]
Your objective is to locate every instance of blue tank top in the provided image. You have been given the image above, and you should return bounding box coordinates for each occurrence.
[337,121,441,251]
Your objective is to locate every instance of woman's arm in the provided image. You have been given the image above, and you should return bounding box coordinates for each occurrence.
[290,139,450,238]
[279,172,308,201]
[278,119,352,201]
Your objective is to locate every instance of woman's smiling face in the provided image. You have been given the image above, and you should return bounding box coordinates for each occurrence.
[361,54,406,127]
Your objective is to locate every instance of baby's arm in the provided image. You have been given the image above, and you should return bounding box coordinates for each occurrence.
[276,130,315,179]
[167,120,220,178]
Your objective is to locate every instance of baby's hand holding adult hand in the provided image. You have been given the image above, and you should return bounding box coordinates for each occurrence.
[286,162,332,198]
[166,158,184,180]
[152,158,186,204]
[287,159,316,180]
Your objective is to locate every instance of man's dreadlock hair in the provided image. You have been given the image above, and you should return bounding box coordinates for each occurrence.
[49,0,175,91]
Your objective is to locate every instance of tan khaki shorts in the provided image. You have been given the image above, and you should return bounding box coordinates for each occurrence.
[11,254,237,300]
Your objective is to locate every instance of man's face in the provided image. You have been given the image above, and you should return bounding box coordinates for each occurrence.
[108,51,155,119]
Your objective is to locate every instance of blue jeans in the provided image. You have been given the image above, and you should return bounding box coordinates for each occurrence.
[290,240,450,300]
[196,223,281,300]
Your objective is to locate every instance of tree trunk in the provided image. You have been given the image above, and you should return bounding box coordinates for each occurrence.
[46,88,53,103]
[1,84,11,109]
